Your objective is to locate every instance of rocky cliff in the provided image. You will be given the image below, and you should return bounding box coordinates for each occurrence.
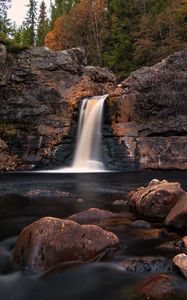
[0,43,115,170]
[0,43,186,171]
[105,49,187,170]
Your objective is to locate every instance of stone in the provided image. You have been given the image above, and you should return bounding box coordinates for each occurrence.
[173,253,187,279]
[67,208,118,224]
[130,220,151,229]
[129,179,184,220]
[119,256,172,273]
[12,217,119,272]
[138,274,178,299]
[165,193,187,230]
[84,66,116,83]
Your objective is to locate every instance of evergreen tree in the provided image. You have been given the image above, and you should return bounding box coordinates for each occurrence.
[37,1,49,46]
[0,0,11,37]
[22,0,37,46]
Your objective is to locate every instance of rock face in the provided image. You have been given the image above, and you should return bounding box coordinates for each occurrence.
[0,44,115,170]
[0,42,186,170]
[12,217,119,272]
[129,179,184,220]
[104,48,187,170]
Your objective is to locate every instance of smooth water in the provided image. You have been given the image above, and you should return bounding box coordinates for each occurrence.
[0,170,187,300]
[49,94,108,173]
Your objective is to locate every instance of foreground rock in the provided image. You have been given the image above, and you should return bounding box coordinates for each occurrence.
[129,179,184,220]
[12,217,119,272]
[68,208,118,224]
[165,193,187,229]
[173,253,187,279]
[138,274,180,299]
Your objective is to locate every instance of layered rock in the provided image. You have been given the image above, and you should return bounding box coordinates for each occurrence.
[104,49,187,170]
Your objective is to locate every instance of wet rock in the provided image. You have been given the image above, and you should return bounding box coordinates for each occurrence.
[165,193,187,230]
[156,241,181,254]
[113,200,128,207]
[173,253,187,279]
[138,274,178,299]
[68,208,118,224]
[119,256,172,273]
[130,220,151,229]
[12,217,119,272]
[129,179,184,220]
[131,228,176,241]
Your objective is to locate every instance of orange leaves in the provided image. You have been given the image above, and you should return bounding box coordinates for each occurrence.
[44,0,106,63]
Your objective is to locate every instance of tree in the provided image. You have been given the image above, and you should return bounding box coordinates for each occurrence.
[45,0,106,64]
[0,0,11,37]
[22,0,37,46]
[37,1,49,46]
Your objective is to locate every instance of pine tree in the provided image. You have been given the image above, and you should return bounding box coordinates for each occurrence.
[22,0,37,46]
[0,0,11,37]
[37,1,49,46]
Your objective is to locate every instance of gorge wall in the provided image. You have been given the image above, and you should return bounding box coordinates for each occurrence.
[0,43,186,171]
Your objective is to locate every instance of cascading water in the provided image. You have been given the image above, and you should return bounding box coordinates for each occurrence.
[47,94,108,173]
[72,94,108,171]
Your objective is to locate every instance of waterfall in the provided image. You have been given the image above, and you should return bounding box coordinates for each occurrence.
[43,94,108,173]
[72,94,108,171]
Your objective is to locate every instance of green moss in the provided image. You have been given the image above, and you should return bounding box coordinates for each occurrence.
[0,37,30,53]
[0,124,18,138]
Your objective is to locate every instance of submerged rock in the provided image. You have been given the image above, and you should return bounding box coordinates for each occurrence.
[130,220,151,229]
[119,256,172,273]
[129,179,184,220]
[12,217,119,272]
[165,193,187,230]
[138,274,179,299]
[68,208,118,224]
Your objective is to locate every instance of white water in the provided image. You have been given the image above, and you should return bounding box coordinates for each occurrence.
[46,94,108,173]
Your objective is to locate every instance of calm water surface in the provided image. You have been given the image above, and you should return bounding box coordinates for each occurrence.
[0,170,186,300]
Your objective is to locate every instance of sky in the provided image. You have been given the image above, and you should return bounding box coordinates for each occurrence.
[8,0,51,26]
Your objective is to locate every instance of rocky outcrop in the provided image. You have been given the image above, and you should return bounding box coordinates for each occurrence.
[105,49,187,170]
[12,217,119,272]
[128,179,184,220]
[0,42,186,170]
[0,44,115,170]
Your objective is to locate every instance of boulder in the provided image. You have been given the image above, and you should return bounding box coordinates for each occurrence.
[165,193,187,229]
[129,179,184,220]
[12,217,119,272]
[173,253,187,279]
[68,208,118,224]
[138,274,179,299]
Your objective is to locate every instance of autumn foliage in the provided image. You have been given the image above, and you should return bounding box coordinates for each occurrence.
[45,0,106,64]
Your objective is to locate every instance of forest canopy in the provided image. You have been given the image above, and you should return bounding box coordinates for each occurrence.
[1,0,187,78]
